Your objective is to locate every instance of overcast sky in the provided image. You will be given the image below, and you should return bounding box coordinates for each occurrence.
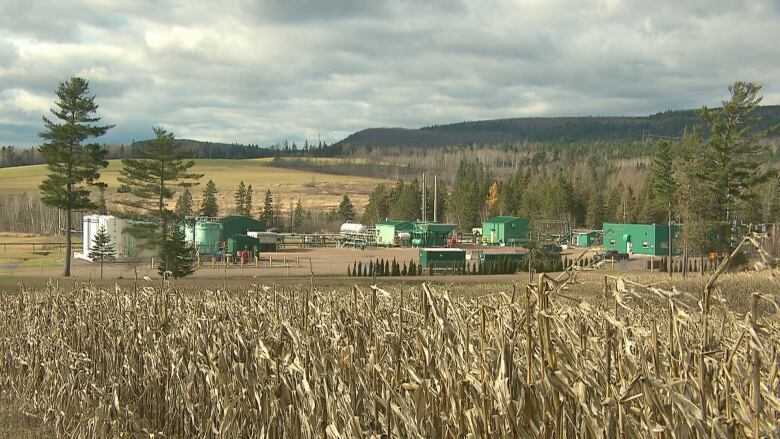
[1,0,779,147]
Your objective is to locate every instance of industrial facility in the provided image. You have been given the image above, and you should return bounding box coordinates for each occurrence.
[602,223,681,256]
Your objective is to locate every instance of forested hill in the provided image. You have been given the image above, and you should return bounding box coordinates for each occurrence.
[334,105,780,148]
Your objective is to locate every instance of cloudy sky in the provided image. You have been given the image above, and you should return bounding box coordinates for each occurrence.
[1,0,779,147]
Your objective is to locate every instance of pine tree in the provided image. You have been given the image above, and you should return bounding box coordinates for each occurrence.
[244,185,253,217]
[262,190,274,226]
[117,127,202,276]
[339,195,356,222]
[97,186,108,215]
[362,184,390,224]
[234,181,246,215]
[159,226,195,279]
[585,189,605,230]
[175,188,194,219]
[200,180,219,217]
[88,225,115,279]
[652,140,678,276]
[292,199,304,232]
[39,77,113,276]
[401,262,408,276]
[698,82,775,223]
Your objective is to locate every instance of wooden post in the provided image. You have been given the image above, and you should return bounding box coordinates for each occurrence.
[297,256,300,267]
[255,255,259,267]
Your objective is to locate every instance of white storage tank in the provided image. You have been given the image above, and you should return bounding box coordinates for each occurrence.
[81,215,130,259]
[340,221,367,234]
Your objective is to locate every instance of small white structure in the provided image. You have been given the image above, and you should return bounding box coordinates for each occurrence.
[76,215,130,260]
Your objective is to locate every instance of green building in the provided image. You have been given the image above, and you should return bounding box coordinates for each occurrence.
[419,248,466,270]
[481,216,529,246]
[375,220,415,246]
[602,223,681,256]
[221,215,266,241]
[576,231,601,247]
[411,222,458,247]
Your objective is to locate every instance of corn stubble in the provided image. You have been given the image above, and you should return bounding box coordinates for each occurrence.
[1,273,779,437]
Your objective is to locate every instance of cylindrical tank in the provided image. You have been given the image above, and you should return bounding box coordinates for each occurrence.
[397,232,411,242]
[340,222,367,234]
[195,221,222,254]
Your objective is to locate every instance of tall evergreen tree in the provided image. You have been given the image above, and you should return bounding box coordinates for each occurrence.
[651,140,678,275]
[244,184,253,217]
[175,188,194,219]
[234,181,246,215]
[88,225,115,279]
[293,199,304,232]
[362,184,390,224]
[97,186,108,215]
[200,180,219,217]
[117,127,202,276]
[585,188,605,230]
[262,190,274,226]
[698,82,775,224]
[338,195,356,222]
[38,77,113,276]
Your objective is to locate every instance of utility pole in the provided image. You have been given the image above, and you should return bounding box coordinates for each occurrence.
[422,173,427,222]
[433,175,438,223]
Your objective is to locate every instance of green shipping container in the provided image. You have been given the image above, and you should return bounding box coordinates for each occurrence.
[576,231,600,247]
[419,248,466,269]
[602,223,681,256]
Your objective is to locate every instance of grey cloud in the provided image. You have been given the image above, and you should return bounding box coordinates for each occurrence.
[1,0,779,148]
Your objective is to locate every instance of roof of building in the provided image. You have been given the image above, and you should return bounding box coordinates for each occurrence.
[484,216,526,224]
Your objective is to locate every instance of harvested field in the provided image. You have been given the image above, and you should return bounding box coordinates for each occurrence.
[1,269,779,437]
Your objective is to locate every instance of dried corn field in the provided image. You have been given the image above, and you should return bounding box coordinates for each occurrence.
[1,271,779,437]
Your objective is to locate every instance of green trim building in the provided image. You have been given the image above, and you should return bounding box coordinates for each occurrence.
[481,216,530,246]
[375,220,415,246]
[602,223,681,256]
[221,215,267,240]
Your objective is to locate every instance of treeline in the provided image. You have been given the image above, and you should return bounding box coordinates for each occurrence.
[362,179,447,225]
[0,138,338,169]
[0,193,85,235]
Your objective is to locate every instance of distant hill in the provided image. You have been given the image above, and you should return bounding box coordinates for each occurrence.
[334,106,780,148]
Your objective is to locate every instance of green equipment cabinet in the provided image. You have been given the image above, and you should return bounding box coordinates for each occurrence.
[226,234,261,255]
[411,222,458,247]
[481,216,530,246]
[419,248,466,272]
[602,223,681,256]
